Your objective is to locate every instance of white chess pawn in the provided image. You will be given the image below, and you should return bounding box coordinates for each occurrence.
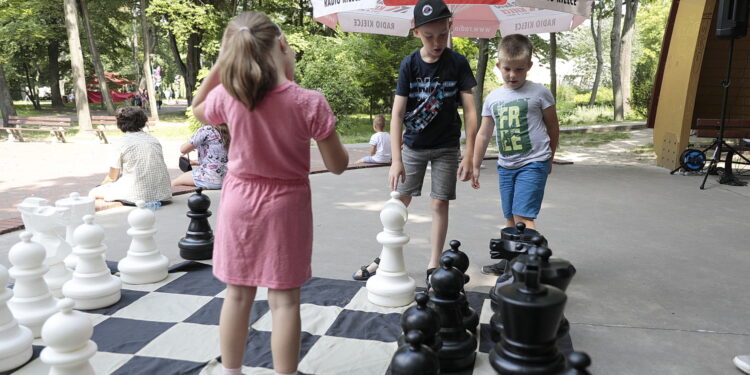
[16,197,73,298]
[0,264,33,372]
[62,215,122,310]
[40,298,97,375]
[7,232,60,338]
[118,200,169,284]
[55,192,95,269]
[367,191,416,307]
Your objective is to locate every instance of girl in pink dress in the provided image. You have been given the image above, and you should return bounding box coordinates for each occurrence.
[191,12,348,375]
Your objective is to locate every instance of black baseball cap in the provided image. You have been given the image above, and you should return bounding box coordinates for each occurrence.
[413,0,452,29]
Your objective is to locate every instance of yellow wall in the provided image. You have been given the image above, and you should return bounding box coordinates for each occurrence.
[653,0,716,169]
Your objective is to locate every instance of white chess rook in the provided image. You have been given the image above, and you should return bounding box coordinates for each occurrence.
[367,191,416,307]
[40,298,97,375]
[7,232,60,338]
[118,200,169,284]
[62,215,122,310]
[55,192,95,269]
[16,197,73,298]
[0,264,33,372]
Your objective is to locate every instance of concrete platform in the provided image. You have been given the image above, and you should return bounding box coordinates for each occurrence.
[2,155,749,374]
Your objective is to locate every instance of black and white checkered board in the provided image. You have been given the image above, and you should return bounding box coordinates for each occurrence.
[4,261,573,375]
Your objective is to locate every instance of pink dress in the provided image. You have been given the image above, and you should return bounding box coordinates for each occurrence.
[203,81,336,289]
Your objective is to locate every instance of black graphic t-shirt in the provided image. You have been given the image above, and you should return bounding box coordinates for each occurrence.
[396,48,477,149]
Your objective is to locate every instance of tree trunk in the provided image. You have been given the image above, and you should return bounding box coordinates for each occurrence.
[184,33,202,105]
[63,0,92,130]
[589,1,603,106]
[22,63,41,110]
[621,0,639,116]
[140,0,159,120]
[48,41,65,108]
[550,32,557,100]
[132,21,141,86]
[168,31,188,92]
[0,64,17,126]
[473,38,489,128]
[79,0,115,114]
[610,0,624,121]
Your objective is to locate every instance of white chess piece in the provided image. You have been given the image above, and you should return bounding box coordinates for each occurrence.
[367,191,416,307]
[0,263,33,372]
[118,200,169,284]
[62,215,122,310]
[55,192,95,269]
[16,197,73,298]
[40,298,97,375]
[7,232,60,338]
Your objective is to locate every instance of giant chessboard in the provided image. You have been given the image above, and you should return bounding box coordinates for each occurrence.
[3,261,573,375]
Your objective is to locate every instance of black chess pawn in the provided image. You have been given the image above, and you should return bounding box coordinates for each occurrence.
[440,240,479,334]
[511,237,576,339]
[178,188,214,260]
[398,293,442,352]
[390,330,440,375]
[489,246,567,375]
[563,351,592,375]
[430,256,477,372]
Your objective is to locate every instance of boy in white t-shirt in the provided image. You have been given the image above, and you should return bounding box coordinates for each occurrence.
[358,115,392,164]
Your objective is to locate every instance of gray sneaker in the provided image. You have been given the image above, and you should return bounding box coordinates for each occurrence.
[481,260,508,276]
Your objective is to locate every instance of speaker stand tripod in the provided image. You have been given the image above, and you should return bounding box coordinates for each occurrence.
[698,37,750,189]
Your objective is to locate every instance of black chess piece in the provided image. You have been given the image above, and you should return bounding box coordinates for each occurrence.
[489,246,567,375]
[390,330,440,375]
[178,188,214,260]
[441,240,479,334]
[510,237,576,339]
[429,256,477,372]
[398,293,442,352]
[563,351,592,375]
[489,222,547,261]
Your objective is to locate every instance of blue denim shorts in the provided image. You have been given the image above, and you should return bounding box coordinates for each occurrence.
[498,160,549,219]
[193,171,223,190]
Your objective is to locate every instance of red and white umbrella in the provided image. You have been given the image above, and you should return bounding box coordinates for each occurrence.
[312,0,591,38]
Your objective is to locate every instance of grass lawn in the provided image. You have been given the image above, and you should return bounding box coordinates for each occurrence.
[559,132,631,147]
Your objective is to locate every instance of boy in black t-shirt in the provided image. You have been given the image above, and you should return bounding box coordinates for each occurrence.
[352,0,477,283]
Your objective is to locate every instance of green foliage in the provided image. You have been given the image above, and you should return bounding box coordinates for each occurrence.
[297,35,366,116]
[631,0,670,117]
[558,105,614,126]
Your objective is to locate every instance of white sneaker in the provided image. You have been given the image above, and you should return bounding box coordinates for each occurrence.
[734,355,750,374]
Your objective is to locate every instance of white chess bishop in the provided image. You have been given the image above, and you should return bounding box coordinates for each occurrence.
[7,232,60,338]
[118,200,169,284]
[62,215,121,310]
[40,298,97,375]
[55,192,95,269]
[16,197,73,298]
[0,263,33,372]
[367,191,416,307]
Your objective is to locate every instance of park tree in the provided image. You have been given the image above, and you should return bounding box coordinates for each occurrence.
[79,0,116,114]
[147,0,223,105]
[63,0,93,130]
[611,0,639,120]
[631,0,669,116]
[0,64,17,125]
[589,0,606,105]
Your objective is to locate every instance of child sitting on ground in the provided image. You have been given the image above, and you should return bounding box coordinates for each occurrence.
[357,115,391,164]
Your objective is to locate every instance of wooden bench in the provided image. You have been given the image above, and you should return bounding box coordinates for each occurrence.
[694,118,750,176]
[2,116,72,142]
[91,115,158,144]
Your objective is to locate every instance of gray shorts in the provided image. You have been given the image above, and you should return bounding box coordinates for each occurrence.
[397,145,459,201]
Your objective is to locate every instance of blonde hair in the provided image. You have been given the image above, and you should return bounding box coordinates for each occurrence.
[218,11,281,111]
[498,34,533,62]
[216,123,231,153]
[373,115,386,130]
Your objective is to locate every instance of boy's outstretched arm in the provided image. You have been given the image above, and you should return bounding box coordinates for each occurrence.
[389,95,408,191]
[458,90,477,182]
[190,64,222,125]
[542,105,560,174]
[471,116,495,189]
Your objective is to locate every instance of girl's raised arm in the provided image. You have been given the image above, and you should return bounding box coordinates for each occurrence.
[191,65,222,124]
